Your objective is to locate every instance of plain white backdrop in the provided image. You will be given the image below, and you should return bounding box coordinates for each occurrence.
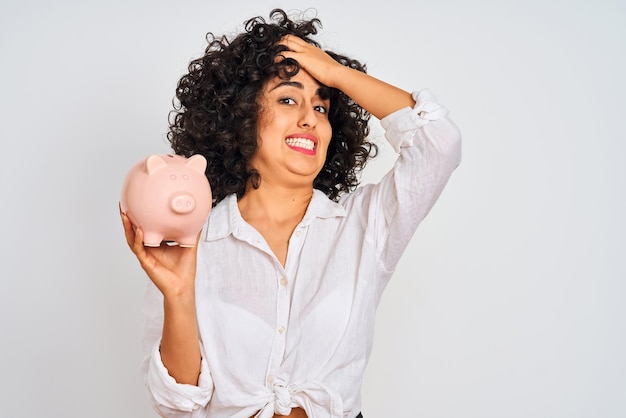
[1,0,624,417]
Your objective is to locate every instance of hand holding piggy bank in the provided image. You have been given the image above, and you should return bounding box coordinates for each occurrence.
[120,154,212,247]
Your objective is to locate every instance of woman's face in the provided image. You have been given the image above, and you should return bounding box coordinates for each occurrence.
[250,69,332,189]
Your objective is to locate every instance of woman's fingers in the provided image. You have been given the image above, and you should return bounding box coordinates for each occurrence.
[119,203,149,263]
[280,34,305,51]
[132,227,149,262]
[120,205,136,248]
[277,35,341,88]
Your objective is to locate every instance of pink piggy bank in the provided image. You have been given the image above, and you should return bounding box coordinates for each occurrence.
[120,153,212,247]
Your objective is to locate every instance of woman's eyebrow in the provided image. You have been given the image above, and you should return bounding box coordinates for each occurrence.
[269,81,304,91]
[270,81,329,101]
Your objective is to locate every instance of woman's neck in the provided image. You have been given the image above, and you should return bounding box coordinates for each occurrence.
[237,183,314,225]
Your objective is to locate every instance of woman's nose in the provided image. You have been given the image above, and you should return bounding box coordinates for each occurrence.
[298,106,316,128]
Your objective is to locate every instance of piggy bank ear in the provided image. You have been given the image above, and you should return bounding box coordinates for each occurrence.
[145,155,167,174]
[186,154,207,174]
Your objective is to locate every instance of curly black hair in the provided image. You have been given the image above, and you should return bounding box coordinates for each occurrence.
[168,8,377,204]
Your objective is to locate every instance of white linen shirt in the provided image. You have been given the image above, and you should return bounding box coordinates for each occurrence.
[141,89,462,418]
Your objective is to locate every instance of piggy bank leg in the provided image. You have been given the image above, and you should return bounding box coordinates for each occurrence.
[142,232,165,247]
[178,235,198,248]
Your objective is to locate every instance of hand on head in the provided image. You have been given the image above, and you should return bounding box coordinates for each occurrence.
[277,35,345,89]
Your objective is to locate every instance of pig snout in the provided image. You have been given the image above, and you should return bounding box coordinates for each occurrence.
[170,193,197,214]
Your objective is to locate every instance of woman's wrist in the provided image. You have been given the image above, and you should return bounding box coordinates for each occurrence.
[327,64,354,90]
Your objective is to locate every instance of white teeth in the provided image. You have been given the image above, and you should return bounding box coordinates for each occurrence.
[285,137,315,151]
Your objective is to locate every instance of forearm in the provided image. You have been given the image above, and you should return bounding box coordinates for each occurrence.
[331,65,415,120]
[161,291,202,385]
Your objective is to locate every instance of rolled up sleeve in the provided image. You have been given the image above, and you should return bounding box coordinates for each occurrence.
[146,339,214,416]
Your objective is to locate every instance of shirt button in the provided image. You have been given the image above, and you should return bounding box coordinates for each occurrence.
[267,375,274,383]
[280,277,288,286]
[294,230,301,237]
[278,326,286,334]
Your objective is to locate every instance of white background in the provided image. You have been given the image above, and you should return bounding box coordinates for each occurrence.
[1,0,624,417]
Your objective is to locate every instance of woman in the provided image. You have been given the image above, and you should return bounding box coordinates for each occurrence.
[121,8,461,418]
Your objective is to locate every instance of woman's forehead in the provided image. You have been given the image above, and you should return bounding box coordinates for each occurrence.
[266,70,319,89]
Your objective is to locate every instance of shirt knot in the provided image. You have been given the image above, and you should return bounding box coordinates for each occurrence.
[254,379,343,418]
[272,379,292,416]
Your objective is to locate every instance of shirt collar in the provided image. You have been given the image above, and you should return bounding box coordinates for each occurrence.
[204,189,346,242]
[301,189,347,225]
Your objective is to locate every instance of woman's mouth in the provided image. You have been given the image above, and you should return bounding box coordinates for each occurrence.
[285,136,317,155]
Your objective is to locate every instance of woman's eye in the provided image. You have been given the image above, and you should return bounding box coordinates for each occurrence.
[279,97,296,105]
[314,105,328,114]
